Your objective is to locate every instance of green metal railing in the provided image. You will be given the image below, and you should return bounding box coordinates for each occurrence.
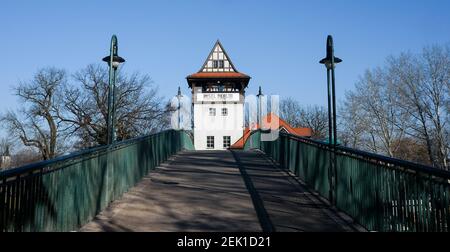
[0,130,194,232]
[245,130,450,232]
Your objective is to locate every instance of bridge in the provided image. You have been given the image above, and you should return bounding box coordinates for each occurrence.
[0,130,449,232]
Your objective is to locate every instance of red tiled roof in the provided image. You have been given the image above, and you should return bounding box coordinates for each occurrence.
[293,127,313,136]
[187,72,250,79]
[230,113,312,149]
[230,128,251,149]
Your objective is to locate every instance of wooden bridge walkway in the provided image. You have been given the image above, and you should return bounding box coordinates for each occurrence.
[80,150,363,232]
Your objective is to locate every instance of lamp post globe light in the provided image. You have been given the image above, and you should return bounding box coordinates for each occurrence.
[103,35,125,145]
[319,35,342,205]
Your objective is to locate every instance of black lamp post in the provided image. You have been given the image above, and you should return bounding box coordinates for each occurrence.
[320,35,342,147]
[256,86,263,128]
[320,35,342,205]
[176,86,183,129]
[102,35,125,145]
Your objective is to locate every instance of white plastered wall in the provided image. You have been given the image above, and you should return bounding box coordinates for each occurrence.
[193,103,244,150]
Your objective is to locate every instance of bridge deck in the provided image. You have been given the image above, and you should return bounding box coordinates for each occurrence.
[80,150,360,232]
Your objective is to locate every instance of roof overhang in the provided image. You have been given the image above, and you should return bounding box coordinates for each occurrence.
[186,72,251,88]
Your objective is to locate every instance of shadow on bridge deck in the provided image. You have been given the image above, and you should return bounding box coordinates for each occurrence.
[80,150,360,232]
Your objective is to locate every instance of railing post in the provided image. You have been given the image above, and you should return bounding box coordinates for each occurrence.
[0,178,4,232]
[328,148,334,205]
[333,148,338,206]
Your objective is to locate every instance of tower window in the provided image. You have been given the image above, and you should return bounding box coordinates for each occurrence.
[222,108,228,116]
[213,60,224,68]
[209,108,216,116]
[223,136,231,148]
[207,136,215,149]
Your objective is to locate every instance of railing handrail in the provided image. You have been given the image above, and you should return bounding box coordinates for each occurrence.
[0,129,191,232]
[282,132,450,180]
[0,129,178,178]
[247,129,450,180]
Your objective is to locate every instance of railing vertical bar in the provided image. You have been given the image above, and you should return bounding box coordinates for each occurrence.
[31,172,38,231]
[383,168,388,231]
[415,175,421,232]
[53,169,58,231]
[5,181,10,232]
[35,171,41,232]
[424,176,430,232]
[436,183,442,232]
[440,183,444,232]
[0,179,4,232]
[444,183,449,232]
[25,174,31,232]
[402,171,408,231]
[375,164,381,231]
[414,173,420,231]
[396,169,402,231]
[17,175,23,232]
[430,175,436,232]
[396,171,401,231]
[419,174,426,232]
[23,174,30,231]
[26,173,33,232]
[385,167,392,231]
[33,169,45,232]
[9,178,14,232]
[425,176,431,232]
[437,182,442,232]
[385,167,391,231]
[442,185,445,231]
[24,173,32,232]
[416,174,422,232]
[404,172,410,231]
[440,184,444,231]
[408,172,415,231]
[388,167,393,231]
[14,176,21,232]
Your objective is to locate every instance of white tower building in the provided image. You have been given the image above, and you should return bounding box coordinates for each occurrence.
[187,40,251,150]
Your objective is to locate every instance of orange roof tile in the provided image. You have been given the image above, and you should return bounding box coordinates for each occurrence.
[293,127,312,136]
[230,113,312,149]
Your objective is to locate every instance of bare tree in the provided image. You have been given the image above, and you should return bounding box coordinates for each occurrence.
[60,64,170,148]
[388,52,437,166]
[392,137,431,165]
[388,45,450,169]
[421,45,450,168]
[298,105,328,139]
[0,137,13,169]
[10,147,42,168]
[341,44,450,169]
[1,68,66,160]
[339,94,368,149]
[346,68,408,157]
[279,97,328,139]
[279,97,301,126]
[0,137,13,156]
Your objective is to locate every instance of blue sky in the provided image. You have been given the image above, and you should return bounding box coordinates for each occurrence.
[1,1,450,117]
